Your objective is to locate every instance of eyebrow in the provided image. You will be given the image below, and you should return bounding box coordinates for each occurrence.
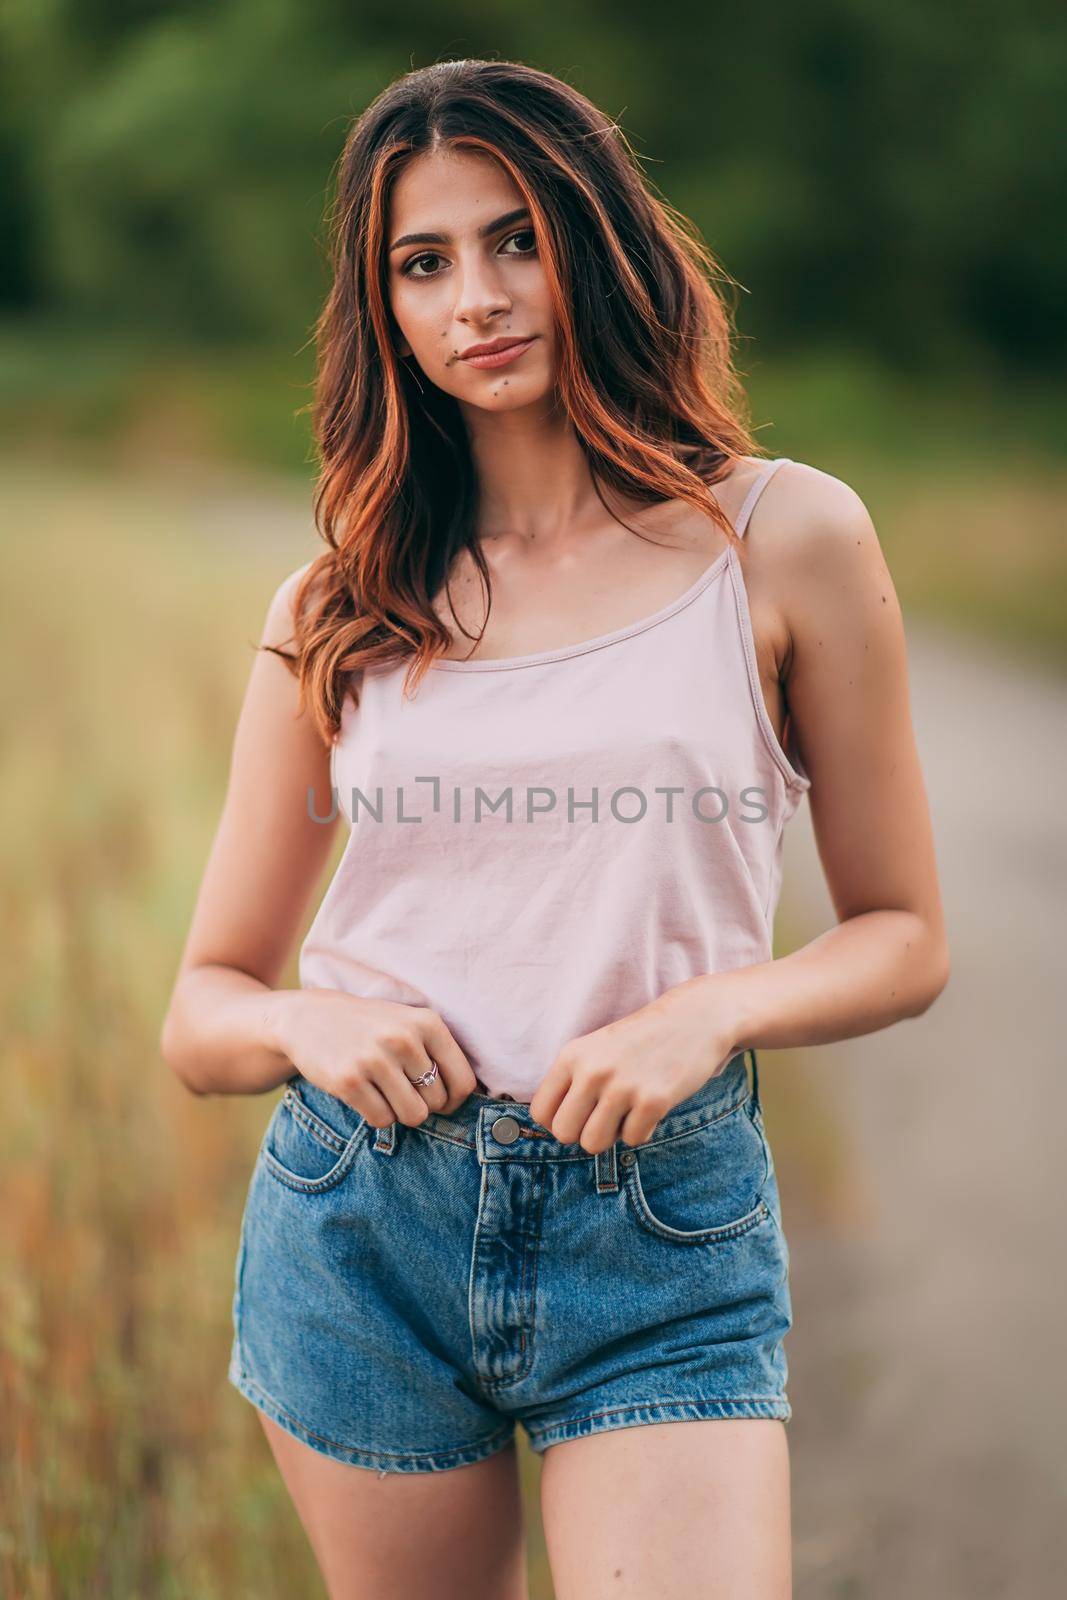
[388,206,531,254]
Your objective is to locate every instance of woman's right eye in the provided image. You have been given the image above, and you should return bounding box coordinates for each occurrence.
[401,253,444,279]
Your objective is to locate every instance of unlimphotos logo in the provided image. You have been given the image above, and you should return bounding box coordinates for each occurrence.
[308,778,771,826]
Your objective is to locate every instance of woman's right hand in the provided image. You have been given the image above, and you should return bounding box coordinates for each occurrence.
[270,989,478,1126]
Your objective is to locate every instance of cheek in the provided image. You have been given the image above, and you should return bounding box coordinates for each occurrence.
[528,266,554,313]
[390,286,442,346]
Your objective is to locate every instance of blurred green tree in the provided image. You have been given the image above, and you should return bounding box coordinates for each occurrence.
[0,0,1063,373]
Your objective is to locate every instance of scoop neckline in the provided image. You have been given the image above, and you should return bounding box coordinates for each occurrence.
[428,545,734,673]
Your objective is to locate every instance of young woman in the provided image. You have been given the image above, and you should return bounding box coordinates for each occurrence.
[161,58,949,1600]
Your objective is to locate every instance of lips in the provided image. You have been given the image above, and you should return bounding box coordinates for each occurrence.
[459,337,535,359]
[458,336,538,370]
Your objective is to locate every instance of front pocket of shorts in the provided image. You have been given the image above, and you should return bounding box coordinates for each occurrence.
[260,1082,367,1194]
[624,1096,772,1245]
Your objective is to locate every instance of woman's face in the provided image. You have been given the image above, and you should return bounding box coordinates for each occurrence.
[385,146,558,415]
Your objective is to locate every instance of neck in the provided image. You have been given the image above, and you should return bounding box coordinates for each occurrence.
[461,394,604,548]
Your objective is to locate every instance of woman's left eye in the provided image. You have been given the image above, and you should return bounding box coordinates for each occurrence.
[502,229,537,256]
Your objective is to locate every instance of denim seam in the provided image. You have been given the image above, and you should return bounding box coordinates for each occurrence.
[625,1169,771,1244]
[636,1091,751,1152]
[419,1088,752,1159]
[419,1127,479,1153]
[748,1099,773,1190]
[231,1204,252,1375]
[283,1087,352,1155]
[231,1366,515,1464]
[525,1395,790,1443]
[261,1125,366,1194]
[481,1165,549,1390]
[468,1160,490,1376]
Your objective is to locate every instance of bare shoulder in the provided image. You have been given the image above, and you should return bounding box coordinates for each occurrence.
[755,460,885,569]
[746,459,901,666]
[259,556,330,651]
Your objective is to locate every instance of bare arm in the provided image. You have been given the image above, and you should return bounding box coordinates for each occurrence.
[159,562,477,1120]
[670,463,950,1054]
[159,562,342,1096]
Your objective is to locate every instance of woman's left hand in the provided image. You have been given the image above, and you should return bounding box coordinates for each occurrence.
[528,977,742,1153]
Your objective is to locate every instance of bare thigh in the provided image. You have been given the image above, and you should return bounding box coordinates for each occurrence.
[539,1418,791,1599]
[258,1413,529,1600]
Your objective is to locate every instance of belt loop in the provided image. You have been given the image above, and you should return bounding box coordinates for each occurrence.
[748,1048,762,1115]
[596,1144,620,1193]
[374,1121,398,1156]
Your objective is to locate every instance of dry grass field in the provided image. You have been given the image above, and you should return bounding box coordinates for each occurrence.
[1,443,1061,1595]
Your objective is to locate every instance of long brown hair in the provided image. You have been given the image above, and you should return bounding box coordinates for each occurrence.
[272,58,765,745]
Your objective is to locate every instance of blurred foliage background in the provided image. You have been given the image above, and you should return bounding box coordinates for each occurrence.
[4,0,1065,368]
[1,3,1064,1595]
[2,0,1065,656]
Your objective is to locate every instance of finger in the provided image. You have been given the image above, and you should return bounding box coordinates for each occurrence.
[528,1062,573,1130]
[404,1042,450,1112]
[545,1076,603,1148]
[374,1058,443,1126]
[579,1092,634,1154]
[418,1014,478,1112]
[337,1075,396,1129]
[619,1094,671,1148]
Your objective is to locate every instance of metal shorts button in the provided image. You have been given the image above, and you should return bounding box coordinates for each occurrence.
[491,1115,521,1145]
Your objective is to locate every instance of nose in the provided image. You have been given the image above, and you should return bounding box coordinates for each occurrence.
[453,250,512,328]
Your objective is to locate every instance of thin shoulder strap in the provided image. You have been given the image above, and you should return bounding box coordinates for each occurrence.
[734,457,792,541]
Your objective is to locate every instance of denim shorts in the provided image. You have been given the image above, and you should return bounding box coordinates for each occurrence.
[227,1048,792,1474]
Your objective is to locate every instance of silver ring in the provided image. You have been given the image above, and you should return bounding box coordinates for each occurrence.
[410,1060,440,1089]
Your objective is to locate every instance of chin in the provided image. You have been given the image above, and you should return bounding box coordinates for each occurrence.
[472,381,551,411]
[456,368,555,412]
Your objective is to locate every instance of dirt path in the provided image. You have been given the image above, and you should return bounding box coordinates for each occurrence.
[778,616,1067,1598]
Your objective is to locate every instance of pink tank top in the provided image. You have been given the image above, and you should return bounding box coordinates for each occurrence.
[299,456,810,1101]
